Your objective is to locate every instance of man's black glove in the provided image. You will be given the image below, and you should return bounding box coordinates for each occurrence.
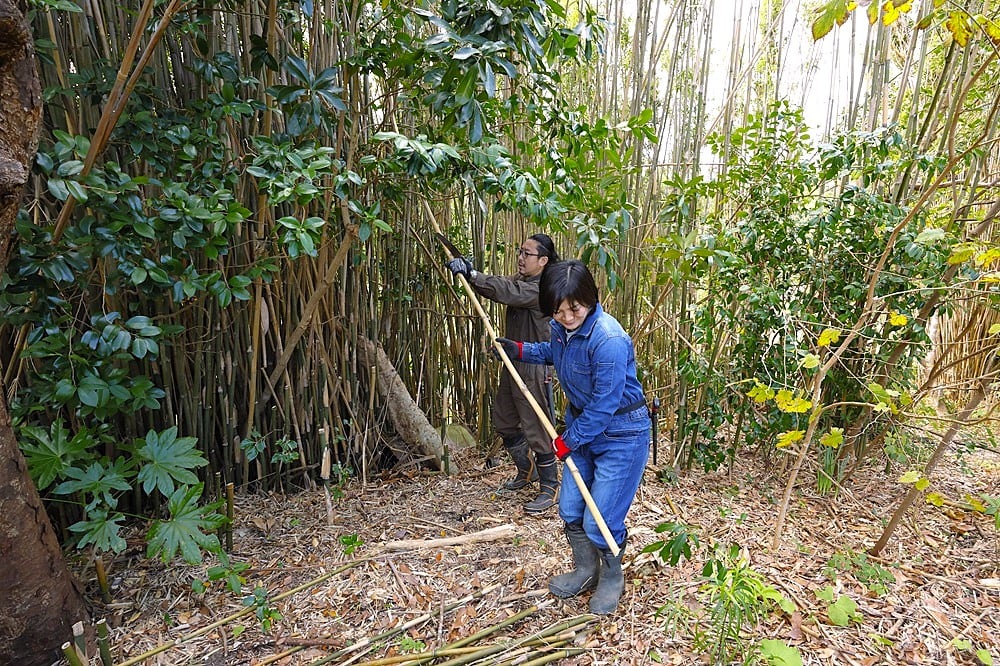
[446,256,475,279]
[494,337,523,360]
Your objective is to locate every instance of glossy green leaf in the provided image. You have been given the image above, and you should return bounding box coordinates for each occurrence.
[136,426,208,497]
[146,484,226,564]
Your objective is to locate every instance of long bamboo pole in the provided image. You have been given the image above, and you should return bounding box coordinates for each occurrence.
[423,205,620,556]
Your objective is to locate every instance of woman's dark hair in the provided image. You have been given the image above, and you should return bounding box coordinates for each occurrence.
[539,259,599,318]
[528,233,560,262]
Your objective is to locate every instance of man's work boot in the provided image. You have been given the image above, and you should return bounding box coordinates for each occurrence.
[548,522,599,598]
[524,452,557,514]
[589,541,626,615]
[501,434,536,490]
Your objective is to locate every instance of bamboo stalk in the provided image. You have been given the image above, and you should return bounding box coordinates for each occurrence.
[303,584,502,666]
[383,524,516,551]
[255,645,306,666]
[72,621,88,665]
[96,619,113,666]
[344,606,549,665]
[94,555,111,603]
[439,605,548,651]
[321,441,334,525]
[113,558,380,666]
[870,376,994,555]
[427,614,596,666]
[345,647,484,666]
[50,0,156,242]
[515,649,587,666]
[261,230,358,409]
[225,482,235,552]
[62,642,86,666]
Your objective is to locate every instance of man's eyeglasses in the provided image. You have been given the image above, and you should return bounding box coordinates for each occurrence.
[516,248,543,258]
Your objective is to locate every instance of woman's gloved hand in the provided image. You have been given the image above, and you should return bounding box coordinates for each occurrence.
[493,337,523,360]
[552,435,571,460]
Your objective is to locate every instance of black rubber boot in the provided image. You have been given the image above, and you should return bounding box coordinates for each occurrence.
[523,452,558,514]
[589,541,626,615]
[501,434,536,490]
[548,522,599,598]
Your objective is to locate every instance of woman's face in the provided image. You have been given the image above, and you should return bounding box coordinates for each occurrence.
[553,300,589,331]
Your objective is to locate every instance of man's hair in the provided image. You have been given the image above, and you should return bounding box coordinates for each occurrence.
[539,259,599,318]
[528,233,560,262]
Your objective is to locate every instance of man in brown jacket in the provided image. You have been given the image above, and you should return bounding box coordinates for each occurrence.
[446,234,560,514]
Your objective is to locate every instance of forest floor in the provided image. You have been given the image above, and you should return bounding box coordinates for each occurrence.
[75,434,998,666]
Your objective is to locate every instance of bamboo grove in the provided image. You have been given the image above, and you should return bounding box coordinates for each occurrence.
[1,0,998,562]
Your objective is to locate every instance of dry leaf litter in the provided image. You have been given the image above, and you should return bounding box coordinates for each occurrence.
[69,440,998,666]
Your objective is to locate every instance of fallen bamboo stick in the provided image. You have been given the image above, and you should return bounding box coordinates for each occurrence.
[303,584,503,666]
[343,646,484,666]
[441,604,544,650]
[514,648,587,666]
[383,524,516,551]
[350,609,590,666]
[112,557,379,666]
[426,614,597,666]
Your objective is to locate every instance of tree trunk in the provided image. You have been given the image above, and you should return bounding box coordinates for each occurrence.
[868,376,992,557]
[0,1,91,663]
[357,335,445,469]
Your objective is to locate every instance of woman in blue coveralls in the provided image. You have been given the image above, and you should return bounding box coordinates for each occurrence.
[497,259,650,615]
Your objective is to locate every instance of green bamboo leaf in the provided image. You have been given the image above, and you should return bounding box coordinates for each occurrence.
[453,45,478,60]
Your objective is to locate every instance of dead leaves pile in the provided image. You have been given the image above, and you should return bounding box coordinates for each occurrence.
[77,444,998,665]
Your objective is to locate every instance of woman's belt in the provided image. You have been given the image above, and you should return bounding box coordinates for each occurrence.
[568,398,647,419]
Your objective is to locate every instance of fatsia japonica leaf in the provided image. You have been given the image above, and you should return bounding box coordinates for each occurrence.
[69,508,127,554]
[19,422,94,490]
[146,484,226,564]
[53,459,132,513]
[136,426,207,497]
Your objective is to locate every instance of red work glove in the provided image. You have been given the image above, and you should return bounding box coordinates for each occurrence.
[552,435,570,461]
